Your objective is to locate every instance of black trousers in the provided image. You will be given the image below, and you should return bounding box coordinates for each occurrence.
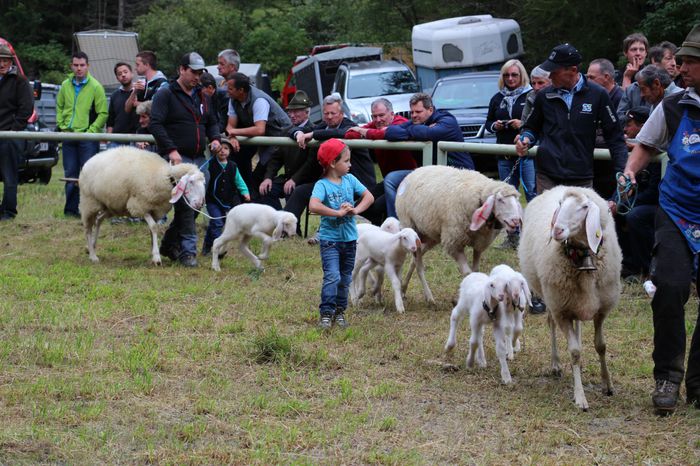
[650,207,700,391]
[284,182,315,235]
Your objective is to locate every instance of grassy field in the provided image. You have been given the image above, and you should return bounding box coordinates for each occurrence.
[0,164,698,464]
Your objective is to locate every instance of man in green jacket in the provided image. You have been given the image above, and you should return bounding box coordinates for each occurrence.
[56,51,107,217]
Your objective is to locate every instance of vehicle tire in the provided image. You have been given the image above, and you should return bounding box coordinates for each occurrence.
[38,167,52,184]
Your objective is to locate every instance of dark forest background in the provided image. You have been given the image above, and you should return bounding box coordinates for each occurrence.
[2,0,698,87]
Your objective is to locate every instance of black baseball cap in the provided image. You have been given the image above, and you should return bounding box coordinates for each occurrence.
[539,43,583,72]
[626,106,650,124]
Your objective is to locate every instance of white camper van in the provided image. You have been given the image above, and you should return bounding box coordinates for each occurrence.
[412,15,524,90]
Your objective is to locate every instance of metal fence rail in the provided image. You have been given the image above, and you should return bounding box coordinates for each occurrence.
[0,130,626,164]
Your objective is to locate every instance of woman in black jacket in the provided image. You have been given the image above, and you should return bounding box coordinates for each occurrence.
[485,59,534,248]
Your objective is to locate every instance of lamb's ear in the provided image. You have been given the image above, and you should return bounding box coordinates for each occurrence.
[585,199,603,253]
[170,174,190,203]
[470,195,495,231]
[272,217,284,241]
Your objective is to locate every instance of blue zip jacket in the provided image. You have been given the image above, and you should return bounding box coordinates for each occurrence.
[385,109,473,169]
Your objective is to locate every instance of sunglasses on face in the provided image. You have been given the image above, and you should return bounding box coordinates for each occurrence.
[503,73,520,78]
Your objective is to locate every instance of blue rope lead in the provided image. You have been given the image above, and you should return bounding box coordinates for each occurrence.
[614,172,637,216]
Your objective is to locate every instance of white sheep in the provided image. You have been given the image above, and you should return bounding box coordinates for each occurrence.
[79,147,205,265]
[396,165,522,304]
[518,186,621,411]
[211,203,297,272]
[444,271,513,384]
[350,227,421,313]
[354,217,402,299]
[490,264,532,358]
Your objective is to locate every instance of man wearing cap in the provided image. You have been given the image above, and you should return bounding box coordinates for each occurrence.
[0,44,33,220]
[56,51,108,218]
[623,24,700,415]
[258,90,316,213]
[515,43,627,193]
[149,51,221,267]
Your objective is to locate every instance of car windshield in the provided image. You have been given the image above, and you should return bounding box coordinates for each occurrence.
[432,76,500,110]
[347,71,420,99]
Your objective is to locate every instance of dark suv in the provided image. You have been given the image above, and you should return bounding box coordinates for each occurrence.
[0,37,59,184]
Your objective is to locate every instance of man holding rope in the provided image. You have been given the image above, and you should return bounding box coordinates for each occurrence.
[149,51,221,267]
[623,24,700,416]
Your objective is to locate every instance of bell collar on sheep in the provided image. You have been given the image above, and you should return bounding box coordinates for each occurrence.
[562,238,603,271]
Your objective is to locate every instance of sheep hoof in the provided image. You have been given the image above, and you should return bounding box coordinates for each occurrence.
[89,256,99,264]
[153,259,162,267]
[550,367,562,377]
[212,265,221,272]
[603,387,614,396]
[441,363,459,373]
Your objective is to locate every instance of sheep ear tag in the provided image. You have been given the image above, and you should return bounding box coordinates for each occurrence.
[470,195,495,231]
[170,174,190,203]
[585,200,603,253]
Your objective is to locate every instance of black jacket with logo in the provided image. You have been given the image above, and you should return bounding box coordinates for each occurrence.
[522,76,627,181]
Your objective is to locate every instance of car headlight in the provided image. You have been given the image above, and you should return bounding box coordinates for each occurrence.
[351,112,368,125]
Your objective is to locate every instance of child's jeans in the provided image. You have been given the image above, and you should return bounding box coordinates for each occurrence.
[203,203,229,251]
[319,239,356,317]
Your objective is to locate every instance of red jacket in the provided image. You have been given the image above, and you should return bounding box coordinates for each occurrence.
[345,114,418,176]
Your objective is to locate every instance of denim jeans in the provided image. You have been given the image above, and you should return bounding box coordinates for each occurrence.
[498,157,536,202]
[203,202,230,251]
[160,155,204,258]
[319,239,356,316]
[62,140,99,215]
[383,170,412,218]
[0,139,22,218]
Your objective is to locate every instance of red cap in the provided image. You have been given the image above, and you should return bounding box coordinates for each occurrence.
[317,138,347,168]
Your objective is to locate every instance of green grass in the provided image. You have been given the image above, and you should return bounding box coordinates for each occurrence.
[0,163,698,464]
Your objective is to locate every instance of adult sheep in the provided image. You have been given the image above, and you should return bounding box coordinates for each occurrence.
[395,165,522,303]
[79,147,206,265]
[518,186,621,411]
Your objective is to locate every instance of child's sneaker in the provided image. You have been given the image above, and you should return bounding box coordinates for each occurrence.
[318,315,332,330]
[334,310,348,329]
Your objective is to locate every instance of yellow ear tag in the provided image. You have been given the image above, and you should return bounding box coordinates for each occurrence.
[596,230,601,238]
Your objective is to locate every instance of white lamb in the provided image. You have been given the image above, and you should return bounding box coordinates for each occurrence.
[211,203,297,272]
[396,165,522,304]
[444,271,513,384]
[519,186,621,411]
[78,147,206,265]
[350,227,421,313]
[490,264,532,358]
[354,217,402,299]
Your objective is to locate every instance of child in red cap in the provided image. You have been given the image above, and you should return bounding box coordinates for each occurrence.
[309,139,374,330]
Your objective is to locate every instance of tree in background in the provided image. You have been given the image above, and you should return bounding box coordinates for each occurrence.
[134,0,245,76]
[641,0,700,46]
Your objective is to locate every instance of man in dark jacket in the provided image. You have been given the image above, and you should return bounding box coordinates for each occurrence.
[516,43,627,193]
[106,62,138,145]
[0,44,33,220]
[382,92,473,218]
[149,51,221,267]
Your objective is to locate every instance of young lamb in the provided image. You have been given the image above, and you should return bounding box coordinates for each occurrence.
[490,264,532,358]
[79,146,205,265]
[350,227,421,313]
[518,186,622,411]
[354,217,402,299]
[211,203,297,272]
[444,271,513,384]
[396,165,522,304]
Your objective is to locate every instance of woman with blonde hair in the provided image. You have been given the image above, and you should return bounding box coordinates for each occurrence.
[485,59,534,248]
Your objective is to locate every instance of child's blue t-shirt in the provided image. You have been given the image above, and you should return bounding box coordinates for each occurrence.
[311,174,367,242]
